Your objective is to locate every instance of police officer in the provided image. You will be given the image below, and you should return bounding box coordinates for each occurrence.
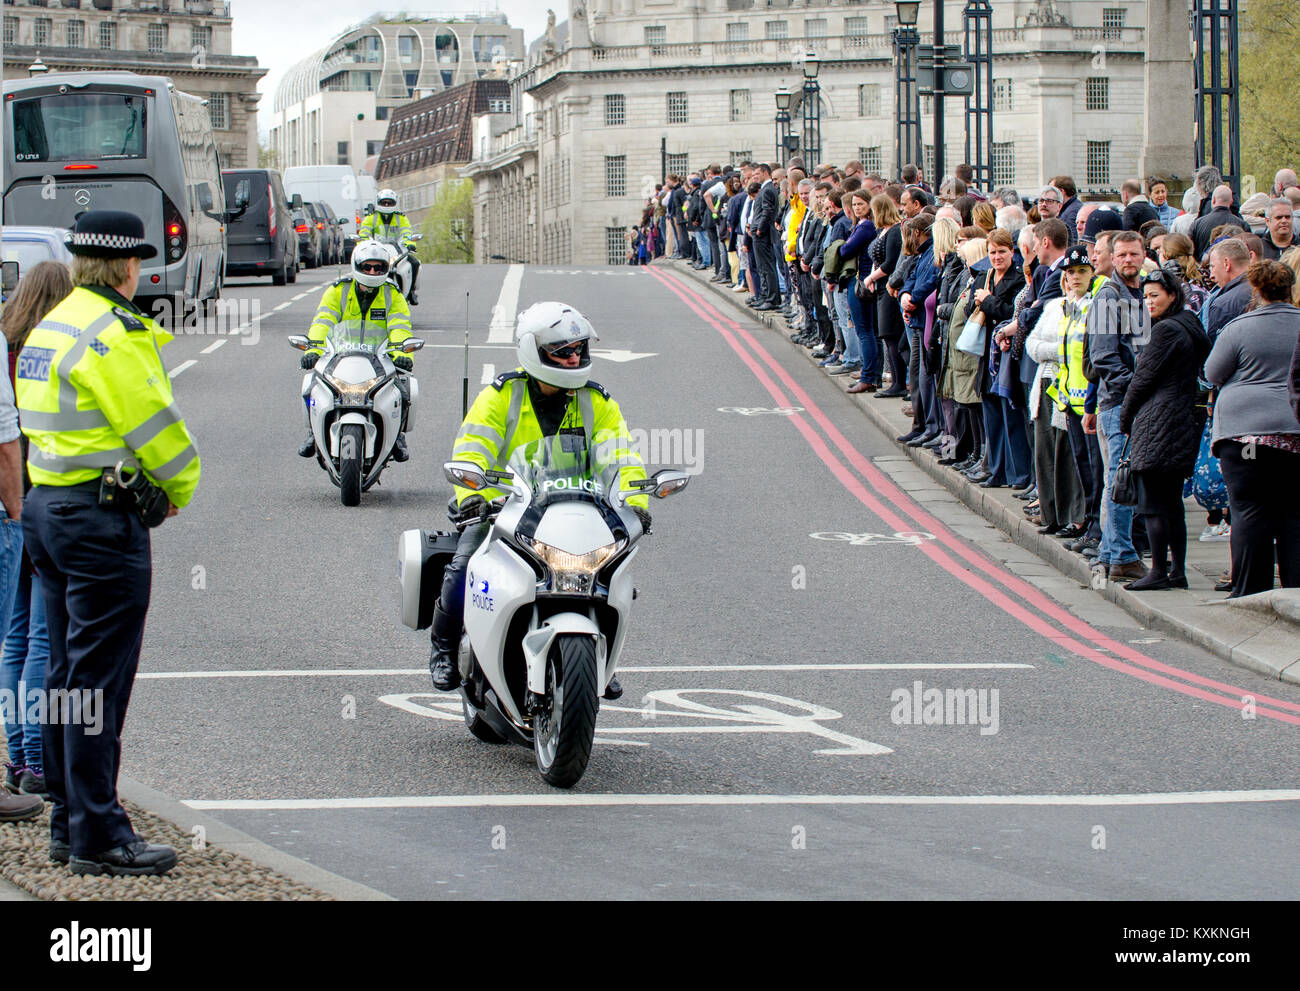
[299,239,415,461]
[429,302,651,699]
[18,211,200,876]
[358,189,420,305]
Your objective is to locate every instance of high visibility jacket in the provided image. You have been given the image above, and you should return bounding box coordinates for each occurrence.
[307,280,412,357]
[358,211,413,246]
[16,286,200,508]
[1049,275,1107,415]
[452,369,648,510]
[785,197,806,263]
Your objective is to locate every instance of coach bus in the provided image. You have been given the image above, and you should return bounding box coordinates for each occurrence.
[2,71,244,314]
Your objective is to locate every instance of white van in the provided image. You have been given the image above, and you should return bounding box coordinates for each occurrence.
[283,165,368,253]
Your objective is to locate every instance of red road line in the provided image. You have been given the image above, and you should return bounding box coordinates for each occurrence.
[645,266,1300,725]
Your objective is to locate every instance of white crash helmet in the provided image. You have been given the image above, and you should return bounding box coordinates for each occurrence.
[350,239,392,289]
[376,188,399,214]
[516,301,599,390]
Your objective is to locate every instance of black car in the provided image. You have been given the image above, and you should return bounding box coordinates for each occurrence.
[221,169,298,286]
[315,201,347,265]
[295,203,323,268]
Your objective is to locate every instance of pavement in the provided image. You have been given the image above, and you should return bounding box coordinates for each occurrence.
[672,259,1300,688]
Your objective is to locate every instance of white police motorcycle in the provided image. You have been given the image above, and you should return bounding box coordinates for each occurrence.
[380,234,422,305]
[288,320,422,506]
[398,434,689,787]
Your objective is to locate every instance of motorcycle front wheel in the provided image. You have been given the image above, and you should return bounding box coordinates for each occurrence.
[338,423,364,506]
[534,634,599,788]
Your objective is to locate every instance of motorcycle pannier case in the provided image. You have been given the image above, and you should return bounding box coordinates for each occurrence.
[398,529,460,630]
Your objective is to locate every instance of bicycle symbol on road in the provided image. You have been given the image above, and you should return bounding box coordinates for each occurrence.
[810,531,936,546]
[379,688,891,756]
[716,407,805,416]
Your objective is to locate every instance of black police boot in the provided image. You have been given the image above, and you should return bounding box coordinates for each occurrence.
[392,433,409,463]
[298,432,316,458]
[429,602,461,692]
[408,290,419,306]
[603,676,623,701]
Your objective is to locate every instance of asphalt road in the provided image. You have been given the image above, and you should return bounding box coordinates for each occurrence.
[123,260,1300,900]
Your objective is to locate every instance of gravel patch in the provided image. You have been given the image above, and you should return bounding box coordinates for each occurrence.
[0,799,332,901]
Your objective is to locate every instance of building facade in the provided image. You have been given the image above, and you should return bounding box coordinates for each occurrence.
[269,13,525,172]
[1,0,264,169]
[467,0,1176,266]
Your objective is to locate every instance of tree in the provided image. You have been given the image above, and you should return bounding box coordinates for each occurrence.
[419,180,474,263]
[257,142,280,170]
[1240,0,1300,190]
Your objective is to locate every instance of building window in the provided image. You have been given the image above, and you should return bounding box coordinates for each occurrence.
[34,18,51,47]
[1086,140,1111,186]
[730,89,750,122]
[667,153,689,177]
[99,22,116,49]
[858,83,881,117]
[208,93,228,131]
[993,78,1012,112]
[67,19,85,47]
[606,228,626,266]
[730,150,752,167]
[885,15,899,30]
[726,22,749,42]
[367,139,383,156]
[605,155,627,197]
[2,17,15,47]
[667,91,689,124]
[1085,77,1109,111]
[923,144,935,183]
[859,146,883,173]
[806,18,828,38]
[845,16,870,38]
[192,25,212,51]
[338,141,349,164]
[992,142,1015,186]
[605,93,625,126]
[1102,8,1126,28]
[147,23,168,53]
[920,94,933,115]
[644,25,666,50]
[487,98,511,113]
[765,20,787,40]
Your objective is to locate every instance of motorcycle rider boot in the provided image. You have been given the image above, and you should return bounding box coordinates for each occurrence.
[298,432,316,458]
[392,433,410,463]
[603,676,623,701]
[428,602,462,692]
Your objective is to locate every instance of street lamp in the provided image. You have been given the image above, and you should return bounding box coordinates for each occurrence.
[774,87,793,167]
[799,51,822,166]
[893,9,922,174]
[896,1,921,27]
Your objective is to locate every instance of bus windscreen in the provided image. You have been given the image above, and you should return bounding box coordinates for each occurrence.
[12,93,147,163]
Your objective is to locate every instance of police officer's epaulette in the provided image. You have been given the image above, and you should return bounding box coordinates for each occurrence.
[111,306,148,331]
[332,277,351,288]
[491,369,527,390]
[584,380,611,400]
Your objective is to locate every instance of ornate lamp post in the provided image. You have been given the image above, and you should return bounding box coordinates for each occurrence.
[775,87,793,167]
[799,51,822,166]
[893,1,922,173]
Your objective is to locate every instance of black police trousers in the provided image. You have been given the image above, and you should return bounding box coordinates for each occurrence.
[23,484,151,858]
[433,520,489,645]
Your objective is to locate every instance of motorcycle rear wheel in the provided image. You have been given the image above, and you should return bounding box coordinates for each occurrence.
[534,634,599,788]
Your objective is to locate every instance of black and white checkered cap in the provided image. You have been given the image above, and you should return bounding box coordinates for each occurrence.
[64,210,158,259]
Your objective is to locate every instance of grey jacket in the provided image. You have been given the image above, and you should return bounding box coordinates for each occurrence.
[1204,302,1300,446]
[1086,275,1150,411]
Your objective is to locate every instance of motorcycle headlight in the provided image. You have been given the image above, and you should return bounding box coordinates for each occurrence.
[526,539,621,575]
[325,374,381,405]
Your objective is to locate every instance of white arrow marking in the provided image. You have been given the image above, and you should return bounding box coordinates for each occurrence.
[487,264,523,343]
[169,360,197,377]
[590,349,657,363]
[480,363,495,385]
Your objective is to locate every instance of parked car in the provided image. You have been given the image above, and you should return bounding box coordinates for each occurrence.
[294,203,323,268]
[314,201,345,265]
[221,169,298,286]
[1,224,73,306]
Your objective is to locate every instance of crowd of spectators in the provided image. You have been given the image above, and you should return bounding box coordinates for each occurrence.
[650,161,1300,596]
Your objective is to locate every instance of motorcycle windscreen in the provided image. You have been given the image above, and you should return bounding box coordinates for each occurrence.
[326,318,388,355]
[508,433,630,547]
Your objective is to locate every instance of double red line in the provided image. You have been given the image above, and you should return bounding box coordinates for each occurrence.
[645,265,1300,726]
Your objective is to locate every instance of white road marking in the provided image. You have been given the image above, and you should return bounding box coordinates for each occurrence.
[589,349,657,363]
[168,360,197,377]
[273,301,293,312]
[425,344,517,351]
[292,292,309,301]
[136,662,1035,680]
[200,339,227,355]
[184,789,1300,812]
[480,363,495,385]
[487,264,523,343]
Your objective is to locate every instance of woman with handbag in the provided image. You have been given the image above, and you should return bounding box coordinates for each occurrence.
[1117,265,1211,590]
[864,194,907,397]
[972,228,1027,487]
[942,234,991,471]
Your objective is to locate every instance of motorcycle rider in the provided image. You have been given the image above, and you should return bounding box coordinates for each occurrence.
[299,239,415,462]
[359,188,420,305]
[429,301,652,700]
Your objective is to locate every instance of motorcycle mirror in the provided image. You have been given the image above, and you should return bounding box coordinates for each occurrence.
[401,338,425,353]
[444,461,489,491]
[649,469,690,499]
[287,334,311,351]
[410,233,424,241]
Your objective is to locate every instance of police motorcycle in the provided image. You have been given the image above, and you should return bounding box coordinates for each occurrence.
[398,435,689,787]
[379,234,422,305]
[288,320,422,506]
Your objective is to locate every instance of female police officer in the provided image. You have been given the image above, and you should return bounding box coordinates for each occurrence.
[18,211,200,876]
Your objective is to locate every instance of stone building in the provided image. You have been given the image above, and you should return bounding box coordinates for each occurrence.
[467,0,1185,266]
[270,13,524,173]
[1,0,264,169]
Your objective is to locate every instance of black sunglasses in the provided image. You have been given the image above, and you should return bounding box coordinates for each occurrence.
[544,341,587,360]
[358,262,387,273]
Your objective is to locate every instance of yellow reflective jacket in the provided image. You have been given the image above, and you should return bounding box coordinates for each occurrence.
[1049,275,1107,415]
[16,286,200,508]
[785,197,807,263]
[452,370,648,510]
[358,211,413,245]
[307,280,412,357]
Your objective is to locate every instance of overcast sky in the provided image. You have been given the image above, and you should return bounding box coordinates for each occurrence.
[231,1,551,136]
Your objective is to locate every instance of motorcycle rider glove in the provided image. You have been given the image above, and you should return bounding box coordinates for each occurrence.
[393,355,414,371]
[301,352,319,369]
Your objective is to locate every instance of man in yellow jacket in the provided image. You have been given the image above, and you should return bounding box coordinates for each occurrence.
[358,188,421,304]
[430,301,648,699]
[17,211,199,877]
